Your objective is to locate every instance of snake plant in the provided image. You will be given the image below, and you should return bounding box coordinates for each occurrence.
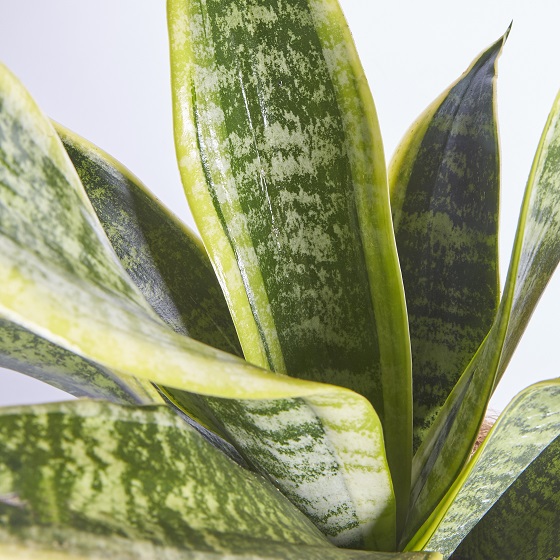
[0,1,558,559]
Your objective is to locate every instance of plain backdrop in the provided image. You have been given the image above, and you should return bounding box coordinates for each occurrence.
[0,1,559,413]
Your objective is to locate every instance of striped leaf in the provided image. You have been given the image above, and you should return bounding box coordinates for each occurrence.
[409,379,560,557]
[0,62,395,548]
[168,0,412,527]
[390,32,505,450]
[57,123,242,357]
[56,124,241,437]
[451,436,560,560]
[0,401,443,560]
[0,319,160,404]
[404,89,560,544]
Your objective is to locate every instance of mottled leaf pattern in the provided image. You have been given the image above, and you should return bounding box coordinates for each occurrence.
[413,380,560,557]
[0,401,325,552]
[0,401,443,560]
[56,124,240,437]
[452,434,560,560]
[169,0,411,531]
[405,90,560,545]
[0,61,395,550]
[0,319,159,404]
[390,34,504,450]
[57,124,241,356]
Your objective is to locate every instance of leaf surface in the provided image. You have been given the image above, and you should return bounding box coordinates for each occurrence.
[405,89,560,544]
[0,319,159,404]
[409,379,560,557]
[0,401,443,560]
[390,32,505,450]
[0,63,395,549]
[168,0,411,530]
[451,434,560,560]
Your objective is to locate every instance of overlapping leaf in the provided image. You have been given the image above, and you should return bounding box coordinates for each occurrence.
[168,0,411,532]
[0,401,443,560]
[404,89,560,544]
[390,32,505,450]
[405,379,560,557]
[0,62,395,550]
[0,319,160,404]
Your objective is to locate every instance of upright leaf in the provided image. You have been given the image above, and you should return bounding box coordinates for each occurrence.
[55,126,396,549]
[407,379,560,557]
[0,63,395,550]
[390,32,505,450]
[405,89,560,543]
[168,0,411,527]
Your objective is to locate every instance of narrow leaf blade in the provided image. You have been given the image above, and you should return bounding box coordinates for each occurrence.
[406,89,560,543]
[168,0,411,528]
[390,32,505,450]
[0,319,160,405]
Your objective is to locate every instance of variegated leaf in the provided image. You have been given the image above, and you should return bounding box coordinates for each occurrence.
[407,379,560,557]
[0,319,160,404]
[450,435,560,560]
[168,0,412,531]
[0,62,394,549]
[0,401,443,560]
[405,89,560,544]
[390,31,505,451]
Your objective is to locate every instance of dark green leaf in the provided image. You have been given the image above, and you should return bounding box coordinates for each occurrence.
[411,379,560,557]
[0,61,395,551]
[406,89,560,544]
[390,32,506,450]
[452,435,560,560]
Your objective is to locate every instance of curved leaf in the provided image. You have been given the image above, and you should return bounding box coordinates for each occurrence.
[409,379,560,557]
[405,89,560,544]
[451,435,560,560]
[390,31,505,450]
[0,319,160,405]
[0,63,394,549]
[0,401,441,560]
[55,124,241,437]
[57,123,241,356]
[168,0,411,530]
[0,401,326,553]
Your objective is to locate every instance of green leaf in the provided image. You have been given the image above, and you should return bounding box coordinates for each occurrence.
[451,435,560,560]
[56,107,394,549]
[0,319,161,404]
[405,89,560,544]
[168,0,411,529]
[0,401,442,560]
[55,123,241,437]
[56,123,242,357]
[390,31,505,450]
[0,63,395,549]
[0,400,321,554]
[408,379,560,557]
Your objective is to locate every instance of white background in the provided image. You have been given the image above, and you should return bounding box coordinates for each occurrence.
[0,1,559,412]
